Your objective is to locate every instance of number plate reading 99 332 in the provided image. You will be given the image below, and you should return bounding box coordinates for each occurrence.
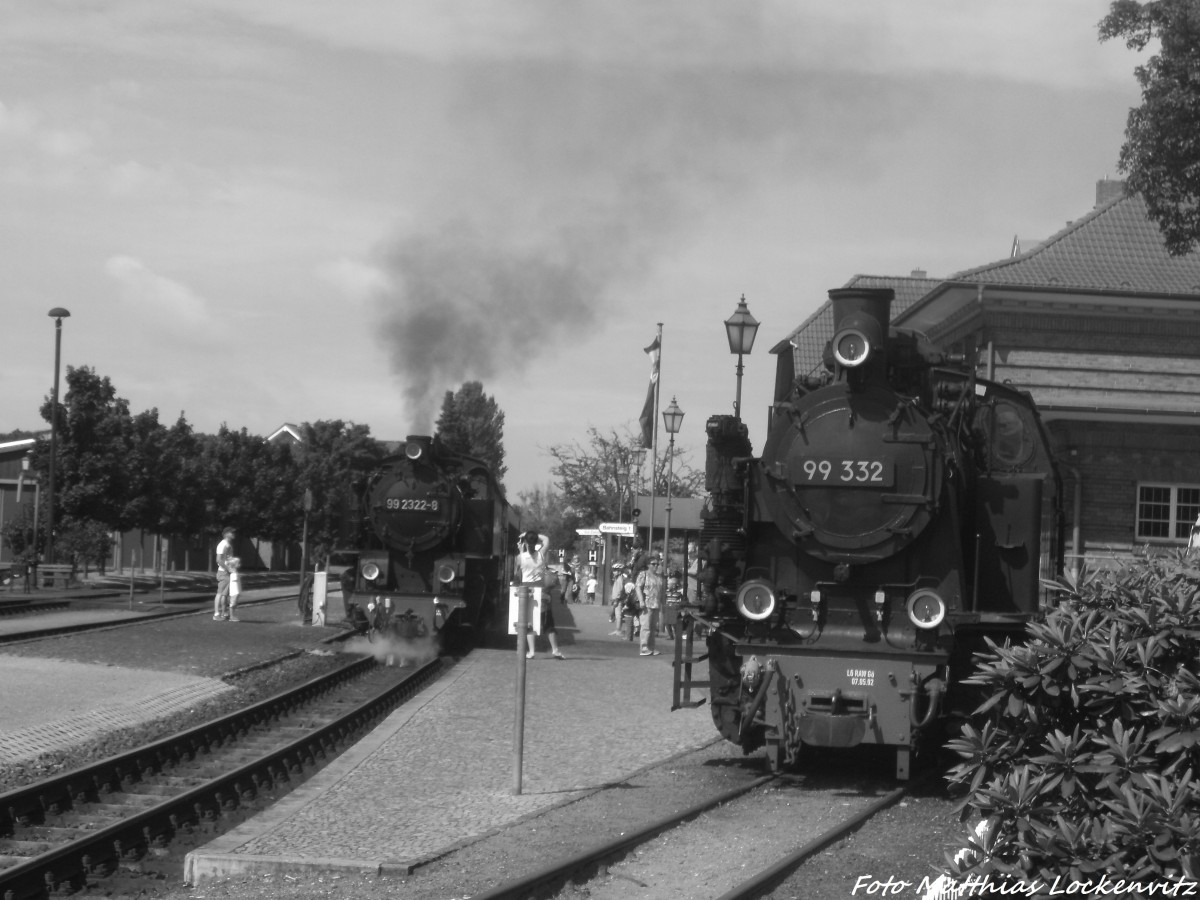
[798,459,893,487]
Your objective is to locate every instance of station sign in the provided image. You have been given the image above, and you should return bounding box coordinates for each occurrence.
[598,522,637,536]
[576,528,602,537]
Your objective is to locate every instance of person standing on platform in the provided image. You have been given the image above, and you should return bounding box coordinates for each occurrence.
[212,527,236,621]
[609,564,626,627]
[227,557,242,622]
[517,530,565,660]
[636,555,665,656]
[585,573,597,605]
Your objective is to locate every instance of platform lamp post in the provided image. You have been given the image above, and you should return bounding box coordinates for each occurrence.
[661,397,684,569]
[724,295,759,420]
[46,307,70,566]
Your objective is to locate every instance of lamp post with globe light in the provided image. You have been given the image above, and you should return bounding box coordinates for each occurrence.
[661,397,684,568]
[724,295,759,420]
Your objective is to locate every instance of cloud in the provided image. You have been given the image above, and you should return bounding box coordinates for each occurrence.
[316,257,391,302]
[103,256,210,324]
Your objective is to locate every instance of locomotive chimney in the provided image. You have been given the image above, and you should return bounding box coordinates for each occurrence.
[826,287,893,383]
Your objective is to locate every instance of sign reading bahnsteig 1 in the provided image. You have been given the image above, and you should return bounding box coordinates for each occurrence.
[597,522,636,536]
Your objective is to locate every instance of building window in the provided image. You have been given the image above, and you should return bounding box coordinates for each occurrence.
[1136,484,1200,541]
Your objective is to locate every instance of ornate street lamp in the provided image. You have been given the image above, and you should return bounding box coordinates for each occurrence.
[724,295,759,420]
[662,397,684,568]
[46,307,70,566]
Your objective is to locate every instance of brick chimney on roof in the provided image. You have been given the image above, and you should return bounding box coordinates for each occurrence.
[1096,177,1126,207]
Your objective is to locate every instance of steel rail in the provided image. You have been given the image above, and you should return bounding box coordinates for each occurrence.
[470,774,778,900]
[714,780,914,900]
[0,655,441,900]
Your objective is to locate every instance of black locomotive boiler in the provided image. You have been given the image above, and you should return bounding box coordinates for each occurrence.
[682,287,1062,778]
[341,435,519,651]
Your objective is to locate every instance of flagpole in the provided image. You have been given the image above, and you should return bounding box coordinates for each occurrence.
[649,322,662,554]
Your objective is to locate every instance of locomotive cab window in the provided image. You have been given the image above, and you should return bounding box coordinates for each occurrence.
[1136,483,1200,542]
[975,400,1035,469]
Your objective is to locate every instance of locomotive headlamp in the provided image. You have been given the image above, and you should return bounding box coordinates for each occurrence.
[405,441,423,460]
[905,589,946,629]
[437,563,457,584]
[735,579,776,621]
[832,328,871,368]
[361,561,382,582]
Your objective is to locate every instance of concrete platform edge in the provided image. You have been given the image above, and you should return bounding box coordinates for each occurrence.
[184,655,483,885]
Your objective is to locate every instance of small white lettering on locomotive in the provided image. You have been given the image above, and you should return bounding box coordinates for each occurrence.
[846,668,875,686]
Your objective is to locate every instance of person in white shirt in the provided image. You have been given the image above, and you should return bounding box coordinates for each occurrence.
[213,527,236,621]
[517,530,565,660]
[227,557,242,622]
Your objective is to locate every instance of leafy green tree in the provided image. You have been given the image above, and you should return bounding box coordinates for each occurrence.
[156,415,208,561]
[0,428,39,442]
[547,426,701,525]
[1100,0,1200,255]
[435,381,507,482]
[0,503,41,567]
[514,484,579,558]
[294,420,387,564]
[199,426,299,552]
[35,366,136,533]
[55,517,114,575]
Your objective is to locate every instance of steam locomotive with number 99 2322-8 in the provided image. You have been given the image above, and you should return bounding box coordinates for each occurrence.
[339,435,519,652]
[678,287,1064,778]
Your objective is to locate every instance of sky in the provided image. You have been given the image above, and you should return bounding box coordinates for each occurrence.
[0,1,1145,500]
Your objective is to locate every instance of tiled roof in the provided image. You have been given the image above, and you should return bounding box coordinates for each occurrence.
[951,188,1200,294]
[777,274,943,376]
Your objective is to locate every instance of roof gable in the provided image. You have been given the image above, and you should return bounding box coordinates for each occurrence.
[952,185,1200,295]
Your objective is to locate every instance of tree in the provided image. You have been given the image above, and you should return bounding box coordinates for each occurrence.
[199,425,299,551]
[35,366,137,533]
[514,485,578,557]
[546,426,702,527]
[55,518,114,575]
[1100,0,1200,255]
[435,381,507,482]
[293,420,387,563]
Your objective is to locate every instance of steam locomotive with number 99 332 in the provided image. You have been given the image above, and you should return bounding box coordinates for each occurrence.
[679,287,1063,778]
[340,435,519,652]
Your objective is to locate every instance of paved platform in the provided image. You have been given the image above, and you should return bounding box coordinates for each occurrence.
[184,603,717,884]
[0,585,336,765]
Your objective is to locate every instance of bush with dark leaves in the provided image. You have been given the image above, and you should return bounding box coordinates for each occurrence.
[944,552,1200,886]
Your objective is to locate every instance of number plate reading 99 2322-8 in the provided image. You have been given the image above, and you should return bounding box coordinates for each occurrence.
[385,498,441,511]
[797,459,894,487]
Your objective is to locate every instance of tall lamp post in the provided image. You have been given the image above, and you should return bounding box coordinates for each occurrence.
[661,397,685,568]
[46,307,71,566]
[724,295,759,420]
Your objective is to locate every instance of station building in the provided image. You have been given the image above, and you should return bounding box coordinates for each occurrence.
[777,179,1200,570]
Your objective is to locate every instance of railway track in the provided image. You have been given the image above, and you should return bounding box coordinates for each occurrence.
[472,771,916,900]
[0,652,441,900]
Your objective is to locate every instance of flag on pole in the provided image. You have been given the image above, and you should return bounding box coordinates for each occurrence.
[639,336,660,449]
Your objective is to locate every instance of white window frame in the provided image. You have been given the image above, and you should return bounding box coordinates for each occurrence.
[1136,482,1200,543]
